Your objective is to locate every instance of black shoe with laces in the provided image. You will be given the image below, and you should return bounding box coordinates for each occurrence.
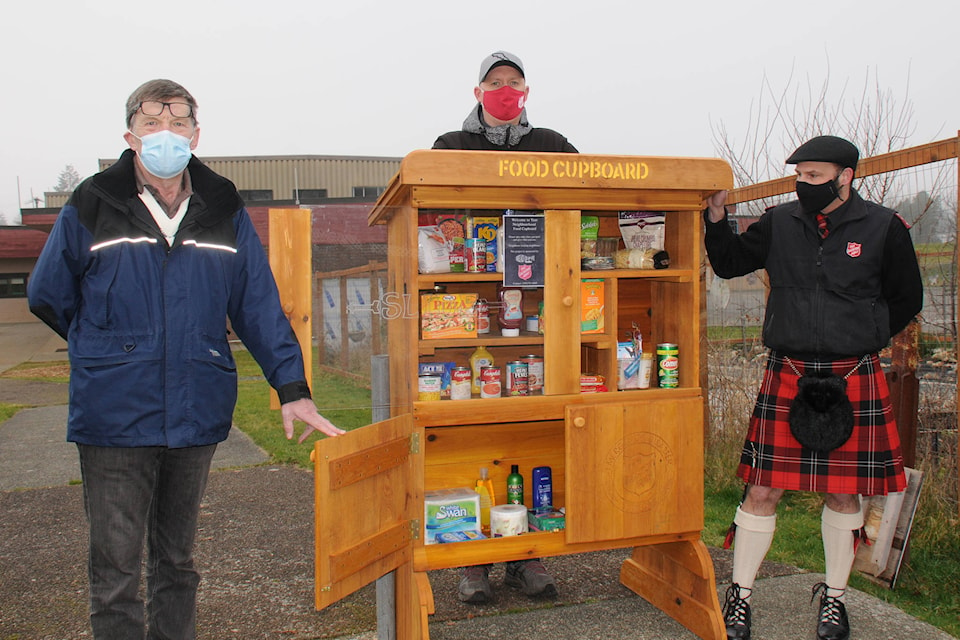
[722,583,752,640]
[812,582,850,640]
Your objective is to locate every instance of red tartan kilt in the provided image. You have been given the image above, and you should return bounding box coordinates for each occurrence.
[736,352,906,496]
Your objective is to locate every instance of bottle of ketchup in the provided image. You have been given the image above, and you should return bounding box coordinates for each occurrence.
[498,287,523,337]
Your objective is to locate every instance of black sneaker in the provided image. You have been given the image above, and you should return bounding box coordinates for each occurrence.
[458,564,493,603]
[503,559,557,598]
[722,583,752,640]
[812,582,850,640]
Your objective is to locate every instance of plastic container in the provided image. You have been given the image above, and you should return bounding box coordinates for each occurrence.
[475,467,496,535]
[498,287,524,336]
[506,464,524,505]
[532,466,553,509]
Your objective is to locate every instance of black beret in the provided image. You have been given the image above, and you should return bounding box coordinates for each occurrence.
[785,135,859,170]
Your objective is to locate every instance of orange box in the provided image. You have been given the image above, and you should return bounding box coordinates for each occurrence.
[421,293,479,339]
[580,279,605,334]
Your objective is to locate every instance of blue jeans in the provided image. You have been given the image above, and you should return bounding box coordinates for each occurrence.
[78,443,217,640]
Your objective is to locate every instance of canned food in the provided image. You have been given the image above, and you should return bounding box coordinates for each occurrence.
[450,366,472,400]
[520,354,544,394]
[465,238,487,272]
[448,237,465,273]
[418,374,442,401]
[479,366,501,398]
[475,298,490,334]
[656,343,679,388]
[505,361,529,396]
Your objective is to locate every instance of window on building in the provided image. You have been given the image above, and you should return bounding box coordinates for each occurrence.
[352,186,385,198]
[296,188,328,203]
[238,189,274,202]
[0,273,28,298]
[727,219,740,235]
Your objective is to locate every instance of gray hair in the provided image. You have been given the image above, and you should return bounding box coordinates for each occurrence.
[125,79,198,127]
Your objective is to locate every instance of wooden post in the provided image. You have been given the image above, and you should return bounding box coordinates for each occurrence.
[886,320,920,467]
[268,208,312,410]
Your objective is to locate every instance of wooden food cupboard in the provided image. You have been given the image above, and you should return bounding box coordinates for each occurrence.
[313,150,733,639]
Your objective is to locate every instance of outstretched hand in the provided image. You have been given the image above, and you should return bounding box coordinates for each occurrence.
[281,397,347,444]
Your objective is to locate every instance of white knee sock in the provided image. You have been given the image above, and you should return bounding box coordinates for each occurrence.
[731,506,776,601]
[821,503,864,602]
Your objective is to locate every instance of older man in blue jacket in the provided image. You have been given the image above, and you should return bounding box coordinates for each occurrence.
[28,78,344,639]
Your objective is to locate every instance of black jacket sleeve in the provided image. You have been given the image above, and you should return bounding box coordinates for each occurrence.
[702,209,769,279]
[881,215,924,336]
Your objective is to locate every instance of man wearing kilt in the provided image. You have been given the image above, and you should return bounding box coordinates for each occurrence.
[703,136,923,640]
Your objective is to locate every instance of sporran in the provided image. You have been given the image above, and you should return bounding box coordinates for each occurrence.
[784,356,864,453]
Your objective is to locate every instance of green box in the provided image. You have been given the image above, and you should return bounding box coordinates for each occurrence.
[527,508,565,532]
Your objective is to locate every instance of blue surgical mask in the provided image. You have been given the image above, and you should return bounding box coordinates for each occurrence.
[130,129,192,179]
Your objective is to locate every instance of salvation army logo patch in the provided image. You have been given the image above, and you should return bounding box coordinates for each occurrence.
[517,264,533,280]
[846,242,862,258]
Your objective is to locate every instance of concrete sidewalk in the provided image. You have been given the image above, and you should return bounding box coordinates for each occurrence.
[0,321,954,639]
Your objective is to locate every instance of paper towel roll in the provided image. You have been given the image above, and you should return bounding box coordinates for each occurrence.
[490,504,528,537]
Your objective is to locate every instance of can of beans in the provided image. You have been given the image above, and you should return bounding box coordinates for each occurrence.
[465,238,487,272]
[656,343,679,388]
[479,366,501,398]
[418,373,442,401]
[450,366,472,400]
[505,361,529,396]
[520,354,544,394]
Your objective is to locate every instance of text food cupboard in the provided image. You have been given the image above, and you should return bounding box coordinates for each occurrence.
[313,150,733,639]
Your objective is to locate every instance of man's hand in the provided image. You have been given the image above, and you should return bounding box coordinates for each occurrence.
[281,398,347,444]
[706,190,729,223]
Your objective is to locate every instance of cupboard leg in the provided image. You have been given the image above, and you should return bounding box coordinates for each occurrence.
[395,565,433,640]
[619,539,725,640]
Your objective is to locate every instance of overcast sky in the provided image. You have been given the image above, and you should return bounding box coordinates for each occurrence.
[2,0,957,223]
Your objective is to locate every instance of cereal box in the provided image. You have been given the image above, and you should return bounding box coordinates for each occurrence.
[580,279,605,334]
[421,293,478,339]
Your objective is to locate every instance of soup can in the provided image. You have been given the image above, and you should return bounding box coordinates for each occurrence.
[656,343,679,388]
[505,361,529,396]
[418,374,442,401]
[465,238,487,273]
[520,354,544,394]
[479,366,501,398]
[450,366,472,400]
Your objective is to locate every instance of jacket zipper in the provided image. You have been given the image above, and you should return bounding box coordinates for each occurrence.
[815,241,824,355]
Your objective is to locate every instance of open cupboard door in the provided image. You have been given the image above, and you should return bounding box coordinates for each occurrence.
[314,414,420,611]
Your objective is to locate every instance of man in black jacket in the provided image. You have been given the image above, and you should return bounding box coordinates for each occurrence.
[434,51,576,604]
[703,136,923,640]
